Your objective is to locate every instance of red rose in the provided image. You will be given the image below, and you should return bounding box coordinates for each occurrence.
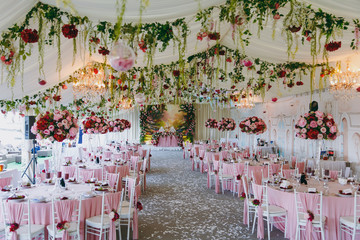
[278,70,286,78]
[208,32,220,40]
[62,24,78,39]
[21,29,39,43]
[138,40,147,52]
[296,81,304,86]
[173,70,180,77]
[307,129,319,139]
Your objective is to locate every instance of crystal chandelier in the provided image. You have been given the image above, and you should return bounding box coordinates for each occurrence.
[329,62,360,100]
[235,91,255,109]
[72,63,107,100]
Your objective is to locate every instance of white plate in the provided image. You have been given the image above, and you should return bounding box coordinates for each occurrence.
[82,192,95,198]
[337,193,353,197]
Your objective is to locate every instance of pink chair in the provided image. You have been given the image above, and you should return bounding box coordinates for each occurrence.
[282,169,295,179]
[296,162,305,174]
[106,173,120,191]
[252,171,263,185]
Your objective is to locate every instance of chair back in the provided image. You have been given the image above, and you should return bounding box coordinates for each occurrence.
[294,190,323,223]
[79,169,95,182]
[252,170,262,185]
[104,151,112,159]
[0,177,12,189]
[2,199,31,239]
[352,192,360,230]
[50,197,81,239]
[106,172,120,191]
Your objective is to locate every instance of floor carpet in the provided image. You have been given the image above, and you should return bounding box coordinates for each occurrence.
[137,150,286,240]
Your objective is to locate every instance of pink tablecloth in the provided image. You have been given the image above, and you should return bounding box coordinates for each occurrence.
[157,136,178,147]
[268,186,354,240]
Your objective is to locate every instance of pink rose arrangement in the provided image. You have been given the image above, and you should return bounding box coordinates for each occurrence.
[295,111,338,140]
[108,119,131,132]
[239,116,267,135]
[82,112,109,134]
[31,110,79,142]
[205,118,218,128]
[217,117,236,131]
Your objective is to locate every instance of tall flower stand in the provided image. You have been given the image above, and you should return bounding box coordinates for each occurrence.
[52,141,63,172]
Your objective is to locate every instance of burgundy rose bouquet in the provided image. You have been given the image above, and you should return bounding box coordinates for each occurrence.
[62,24,78,39]
[21,29,39,43]
[325,41,341,52]
[217,118,236,131]
[9,223,19,232]
[205,118,218,128]
[295,111,338,140]
[82,113,109,134]
[252,199,260,206]
[108,119,125,133]
[239,116,267,135]
[31,110,79,142]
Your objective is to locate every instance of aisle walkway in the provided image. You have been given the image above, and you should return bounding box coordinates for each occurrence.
[138,150,285,240]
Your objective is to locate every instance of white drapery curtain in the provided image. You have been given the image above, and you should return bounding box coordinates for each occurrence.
[194,104,231,141]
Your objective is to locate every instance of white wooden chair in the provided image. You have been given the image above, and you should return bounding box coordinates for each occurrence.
[252,183,287,240]
[2,199,45,240]
[207,157,216,189]
[340,192,360,240]
[47,197,82,239]
[294,190,326,240]
[218,160,234,194]
[242,176,256,228]
[119,178,136,240]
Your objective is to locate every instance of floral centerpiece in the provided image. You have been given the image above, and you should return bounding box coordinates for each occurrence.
[82,112,109,134]
[205,118,218,128]
[239,116,267,135]
[31,110,79,142]
[295,111,338,140]
[108,119,125,133]
[217,117,236,131]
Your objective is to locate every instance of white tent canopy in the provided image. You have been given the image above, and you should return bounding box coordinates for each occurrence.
[0,0,359,102]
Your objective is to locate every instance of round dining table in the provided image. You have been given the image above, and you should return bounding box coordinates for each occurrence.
[267,178,356,240]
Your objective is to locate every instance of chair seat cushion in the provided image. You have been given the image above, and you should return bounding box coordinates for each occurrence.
[85,215,111,228]
[262,205,287,215]
[47,222,78,237]
[340,216,360,229]
[15,224,44,238]
[298,212,326,224]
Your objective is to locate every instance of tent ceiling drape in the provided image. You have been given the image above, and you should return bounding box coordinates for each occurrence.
[0,0,359,102]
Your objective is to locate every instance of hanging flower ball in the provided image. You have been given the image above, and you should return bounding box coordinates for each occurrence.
[21,29,39,43]
[295,111,338,140]
[272,97,278,102]
[109,41,135,72]
[38,79,47,86]
[357,86,360,92]
[62,24,78,39]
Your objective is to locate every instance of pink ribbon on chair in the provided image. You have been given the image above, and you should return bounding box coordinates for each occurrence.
[6,201,24,240]
[107,173,120,191]
[330,170,338,180]
[54,199,78,240]
[252,171,262,185]
[252,183,264,239]
[242,177,249,225]
[0,177,12,188]
[296,162,305,173]
[298,192,320,240]
[105,192,121,240]
[79,169,94,181]
[213,160,220,194]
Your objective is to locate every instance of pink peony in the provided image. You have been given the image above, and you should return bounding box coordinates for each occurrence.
[315,111,324,118]
[48,136,54,142]
[309,121,318,128]
[31,125,37,134]
[317,120,323,126]
[245,120,251,126]
[61,119,68,126]
[69,127,77,137]
[317,134,323,140]
[48,125,55,131]
[304,113,309,117]
[301,128,307,133]
[320,127,327,133]
[36,134,42,140]
[301,133,306,139]
[43,129,50,135]
[54,114,62,121]
[326,121,333,127]
[330,126,337,134]
[298,117,307,128]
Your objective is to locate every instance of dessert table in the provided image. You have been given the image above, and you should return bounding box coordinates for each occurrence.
[157,135,178,147]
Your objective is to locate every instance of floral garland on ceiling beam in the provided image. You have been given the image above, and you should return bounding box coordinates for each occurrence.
[0,44,332,116]
[0,1,358,92]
